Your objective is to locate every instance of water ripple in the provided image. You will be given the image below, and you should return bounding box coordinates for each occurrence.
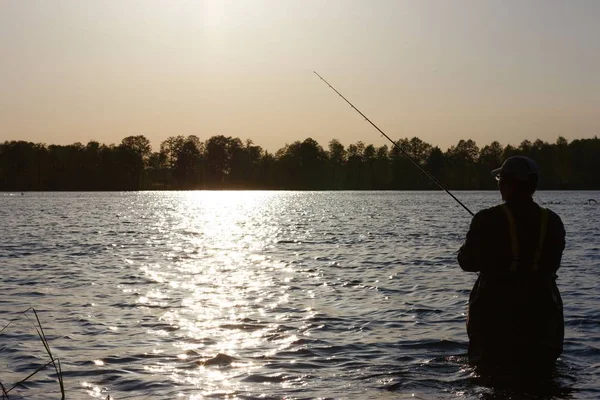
[1,191,597,399]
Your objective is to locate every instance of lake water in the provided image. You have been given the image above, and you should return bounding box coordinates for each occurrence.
[1,191,598,399]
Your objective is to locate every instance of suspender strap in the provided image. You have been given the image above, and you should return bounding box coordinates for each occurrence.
[532,207,549,271]
[501,204,519,271]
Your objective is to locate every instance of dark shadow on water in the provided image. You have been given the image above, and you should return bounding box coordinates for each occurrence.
[469,364,577,399]
[381,355,578,399]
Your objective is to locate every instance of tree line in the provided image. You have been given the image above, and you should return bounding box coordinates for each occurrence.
[1,134,599,191]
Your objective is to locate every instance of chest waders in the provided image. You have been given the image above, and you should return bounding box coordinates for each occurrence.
[467,206,561,365]
[500,204,549,272]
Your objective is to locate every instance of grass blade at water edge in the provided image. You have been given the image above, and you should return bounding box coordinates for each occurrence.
[30,308,65,399]
[1,381,8,399]
[0,307,32,335]
[7,359,55,394]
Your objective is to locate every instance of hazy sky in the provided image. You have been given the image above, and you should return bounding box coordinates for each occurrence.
[1,0,598,152]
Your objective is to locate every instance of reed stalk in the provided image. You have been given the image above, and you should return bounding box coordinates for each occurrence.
[0,308,65,399]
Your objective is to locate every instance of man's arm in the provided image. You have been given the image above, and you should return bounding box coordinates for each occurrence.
[545,212,566,273]
[458,212,484,272]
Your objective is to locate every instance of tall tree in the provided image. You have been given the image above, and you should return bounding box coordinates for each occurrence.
[174,136,204,188]
[345,141,365,189]
[204,135,230,187]
[119,135,152,190]
[373,145,391,189]
[328,139,346,190]
[478,141,503,189]
[446,139,479,189]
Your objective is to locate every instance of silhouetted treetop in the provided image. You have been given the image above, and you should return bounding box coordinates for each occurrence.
[1,134,599,191]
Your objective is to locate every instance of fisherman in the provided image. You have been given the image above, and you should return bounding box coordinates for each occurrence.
[458,156,565,372]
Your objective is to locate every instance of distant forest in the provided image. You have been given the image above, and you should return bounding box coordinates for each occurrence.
[1,135,599,191]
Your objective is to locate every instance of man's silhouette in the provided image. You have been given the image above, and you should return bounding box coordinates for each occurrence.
[458,156,565,371]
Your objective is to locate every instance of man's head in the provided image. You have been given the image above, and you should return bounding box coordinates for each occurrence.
[491,156,539,200]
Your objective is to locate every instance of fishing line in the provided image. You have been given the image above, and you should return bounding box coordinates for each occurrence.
[314,71,474,217]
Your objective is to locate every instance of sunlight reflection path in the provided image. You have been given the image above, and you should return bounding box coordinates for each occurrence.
[139,192,296,393]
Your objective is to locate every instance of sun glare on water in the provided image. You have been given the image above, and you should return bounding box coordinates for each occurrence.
[136,191,294,394]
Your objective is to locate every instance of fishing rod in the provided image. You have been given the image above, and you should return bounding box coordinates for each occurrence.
[314,71,474,217]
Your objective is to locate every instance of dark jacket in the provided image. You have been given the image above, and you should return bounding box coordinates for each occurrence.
[458,198,565,367]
